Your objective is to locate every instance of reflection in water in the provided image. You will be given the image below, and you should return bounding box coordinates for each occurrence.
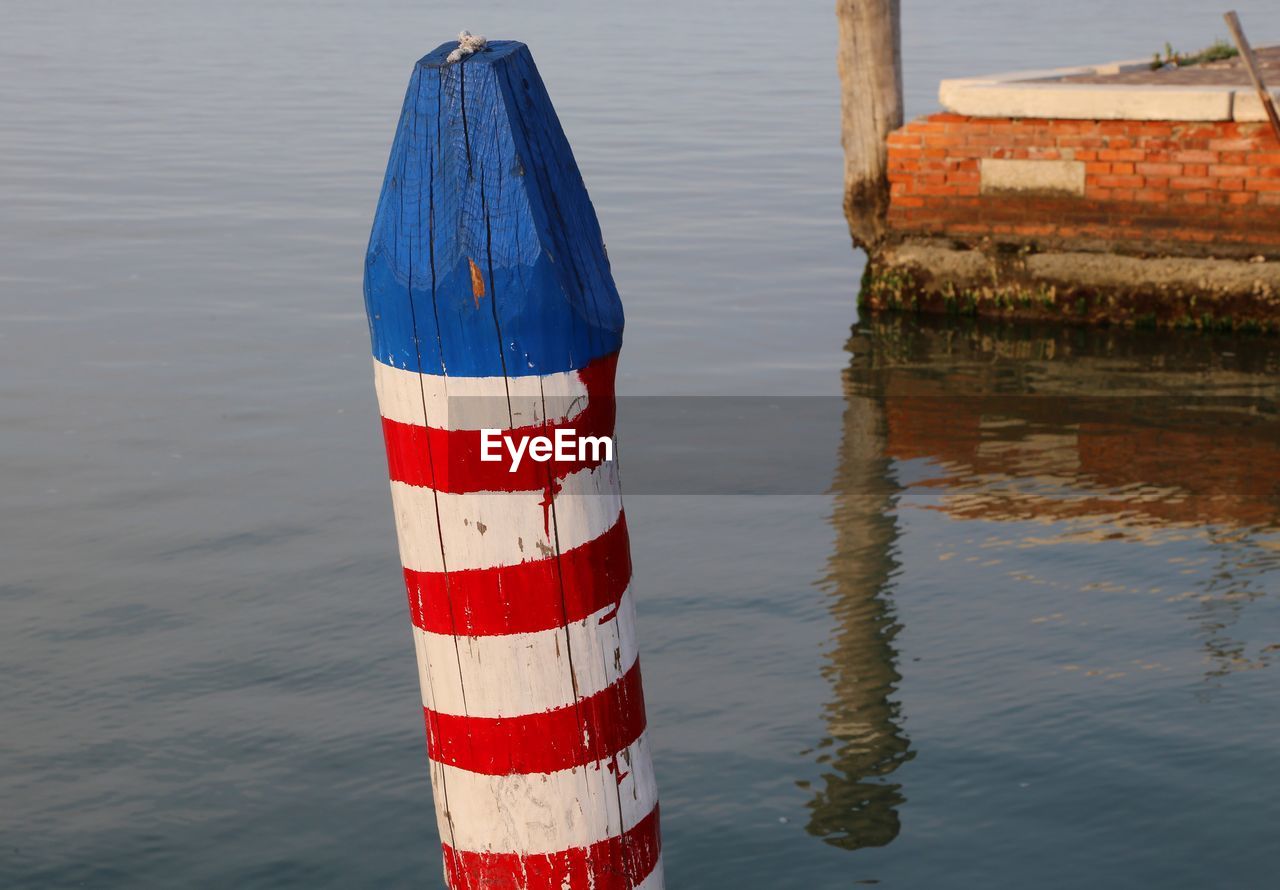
[851,315,1280,682]
[803,331,913,851]
[804,315,1280,851]
[852,316,1280,529]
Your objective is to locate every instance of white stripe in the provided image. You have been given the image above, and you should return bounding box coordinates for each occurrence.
[415,589,639,717]
[635,858,666,890]
[390,462,622,573]
[373,357,590,430]
[428,733,659,855]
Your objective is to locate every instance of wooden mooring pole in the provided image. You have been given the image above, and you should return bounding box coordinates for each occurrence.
[1224,11,1280,144]
[836,0,904,250]
[363,37,663,889]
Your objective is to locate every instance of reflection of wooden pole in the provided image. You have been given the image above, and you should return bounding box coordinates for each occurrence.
[805,324,911,851]
[363,38,661,889]
[836,0,904,250]
[1224,10,1280,143]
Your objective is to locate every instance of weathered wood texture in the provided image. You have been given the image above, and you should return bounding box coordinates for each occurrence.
[1224,11,1280,143]
[363,39,662,889]
[836,0,904,250]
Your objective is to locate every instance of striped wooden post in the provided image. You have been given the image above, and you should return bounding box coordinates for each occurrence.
[362,38,663,889]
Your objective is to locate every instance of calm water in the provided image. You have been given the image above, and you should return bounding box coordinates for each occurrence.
[4,1,1279,887]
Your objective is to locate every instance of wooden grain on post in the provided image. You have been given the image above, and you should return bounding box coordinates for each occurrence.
[836,0,904,249]
[363,38,663,890]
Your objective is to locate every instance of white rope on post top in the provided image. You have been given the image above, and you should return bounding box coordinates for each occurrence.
[446,31,488,64]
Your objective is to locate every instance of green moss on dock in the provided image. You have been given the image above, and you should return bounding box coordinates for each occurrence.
[861,241,1280,334]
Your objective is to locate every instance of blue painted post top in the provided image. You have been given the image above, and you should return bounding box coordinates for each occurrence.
[364,40,624,378]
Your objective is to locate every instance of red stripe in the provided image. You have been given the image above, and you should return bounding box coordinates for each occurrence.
[442,804,661,890]
[381,353,617,494]
[404,512,632,636]
[425,662,647,775]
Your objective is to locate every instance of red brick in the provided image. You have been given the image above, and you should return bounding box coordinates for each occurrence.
[1045,121,1094,135]
[1134,189,1170,203]
[1136,162,1182,177]
[1177,124,1225,141]
[1209,138,1258,152]
[1171,149,1218,163]
[1060,137,1107,151]
[1209,164,1252,178]
[1246,178,1280,191]
[1098,148,1145,162]
[915,183,958,197]
[1094,174,1144,189]
[922,133,964,149]
[1171,177,1217,190]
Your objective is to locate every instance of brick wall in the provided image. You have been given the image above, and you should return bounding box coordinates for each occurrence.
[886,114,1280,256]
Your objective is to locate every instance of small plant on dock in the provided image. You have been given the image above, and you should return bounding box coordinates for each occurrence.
[863,265,919,310]
[1150,39,1238,70]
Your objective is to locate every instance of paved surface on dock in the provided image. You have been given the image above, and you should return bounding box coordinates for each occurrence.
[1059,45,1279,84]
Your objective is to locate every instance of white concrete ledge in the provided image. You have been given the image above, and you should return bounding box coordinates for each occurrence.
[940,59,1275,121]
[1234,88,1280,123]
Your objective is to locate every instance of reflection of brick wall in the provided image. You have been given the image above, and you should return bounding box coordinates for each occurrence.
[879,380,1280,528]
[886,114,1280,256]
